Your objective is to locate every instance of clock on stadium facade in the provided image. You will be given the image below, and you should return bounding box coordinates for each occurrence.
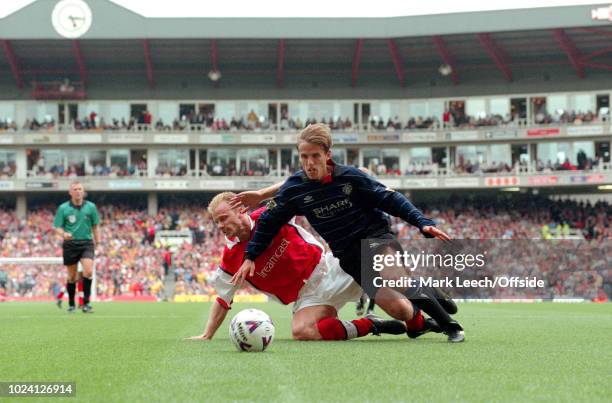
[51,0,93,39]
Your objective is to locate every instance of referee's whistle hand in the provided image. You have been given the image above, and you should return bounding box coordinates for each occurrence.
[231,259,256,286]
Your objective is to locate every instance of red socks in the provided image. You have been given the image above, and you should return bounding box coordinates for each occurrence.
[406,310,425,331]
[316,317,373,340]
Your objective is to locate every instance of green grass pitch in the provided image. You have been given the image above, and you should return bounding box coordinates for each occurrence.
[1,302,611,402]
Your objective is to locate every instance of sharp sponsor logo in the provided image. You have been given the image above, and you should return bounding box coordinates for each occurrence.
[312,198,353,219]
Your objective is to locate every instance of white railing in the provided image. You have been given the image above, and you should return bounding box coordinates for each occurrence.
[20,162,610,180]
[25,168,146,178]
[6,113,610,134]
[383,162,611,178]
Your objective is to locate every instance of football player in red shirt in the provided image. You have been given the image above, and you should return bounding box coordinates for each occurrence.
[188,192,439,341]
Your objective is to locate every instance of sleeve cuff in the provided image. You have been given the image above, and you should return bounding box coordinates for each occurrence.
[419,219,437,238]
[244,252,257,262]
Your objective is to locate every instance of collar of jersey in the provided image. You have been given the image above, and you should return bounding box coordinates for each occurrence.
[70,201,85,209]
[301,159,336,184]
[224,214,255,249]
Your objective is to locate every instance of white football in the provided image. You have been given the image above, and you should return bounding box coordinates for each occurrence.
[229,309,275,352]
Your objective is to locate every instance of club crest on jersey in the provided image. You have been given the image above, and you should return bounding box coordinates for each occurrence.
[342,183,352,195]
[266,199,277,210]
[68,215,77,223]
[303,195,314,204]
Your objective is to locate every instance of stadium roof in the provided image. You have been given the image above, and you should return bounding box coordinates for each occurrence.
[0,1,611,39]
[0,1,610,94]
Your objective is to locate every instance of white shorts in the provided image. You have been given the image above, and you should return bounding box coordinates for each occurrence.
[293,252,363,314]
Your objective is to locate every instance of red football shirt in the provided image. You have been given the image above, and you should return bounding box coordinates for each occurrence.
[212,208,323,306]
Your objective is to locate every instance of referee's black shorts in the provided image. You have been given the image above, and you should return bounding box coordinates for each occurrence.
[62,240,95,266]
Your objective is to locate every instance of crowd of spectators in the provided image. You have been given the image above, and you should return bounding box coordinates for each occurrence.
[0,196,609,301]
[534,110,600,125]
[8,151,609,179]
[0,204,227,300]
[388,155,606,177]
[27,157,147,178]
[390,196,610,299]
[0,119,18,131]
[1,106,607,135]
[534,151,603,173]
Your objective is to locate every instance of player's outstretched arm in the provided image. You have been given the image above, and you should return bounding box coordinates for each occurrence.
[229,180,285,211]
[421,225,451,241]
[187,299,229,340]
[350,168,451,240]
[239,178,299,271]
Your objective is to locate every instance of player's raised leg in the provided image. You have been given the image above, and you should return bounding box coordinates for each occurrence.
[292,255,407,341]
[292,304,407,341]
[291,305,336,340]
[372,287,441,339]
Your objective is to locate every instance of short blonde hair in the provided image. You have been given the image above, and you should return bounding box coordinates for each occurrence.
[207,191,237,214]
[297,123,332,153]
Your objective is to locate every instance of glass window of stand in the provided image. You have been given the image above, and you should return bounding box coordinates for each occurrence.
[0,150,16,177]
[572,141,595,169]
[27,149,64,176]
[157,149,189,177]
[456,145,487,163]
[237,149,270,176]
[65,150,85,175]
[85,150,106,175]
[361,149,399,175]
[110,149,129,172]
[537,142,571,168]
[207,149,237,176]
[381,149,400,175]
[362,149,380,172]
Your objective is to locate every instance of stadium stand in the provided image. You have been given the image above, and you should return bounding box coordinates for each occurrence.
[0,196,609,301]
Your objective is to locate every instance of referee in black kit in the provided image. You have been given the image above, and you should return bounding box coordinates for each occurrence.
[53,181,100,313]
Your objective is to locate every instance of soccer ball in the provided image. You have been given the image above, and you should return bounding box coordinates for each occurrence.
[229,309,275,352]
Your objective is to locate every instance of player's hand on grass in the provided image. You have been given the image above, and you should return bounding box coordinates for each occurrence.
[231,259,255,286]
[422,226,451,241]
[229,191,264,212]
